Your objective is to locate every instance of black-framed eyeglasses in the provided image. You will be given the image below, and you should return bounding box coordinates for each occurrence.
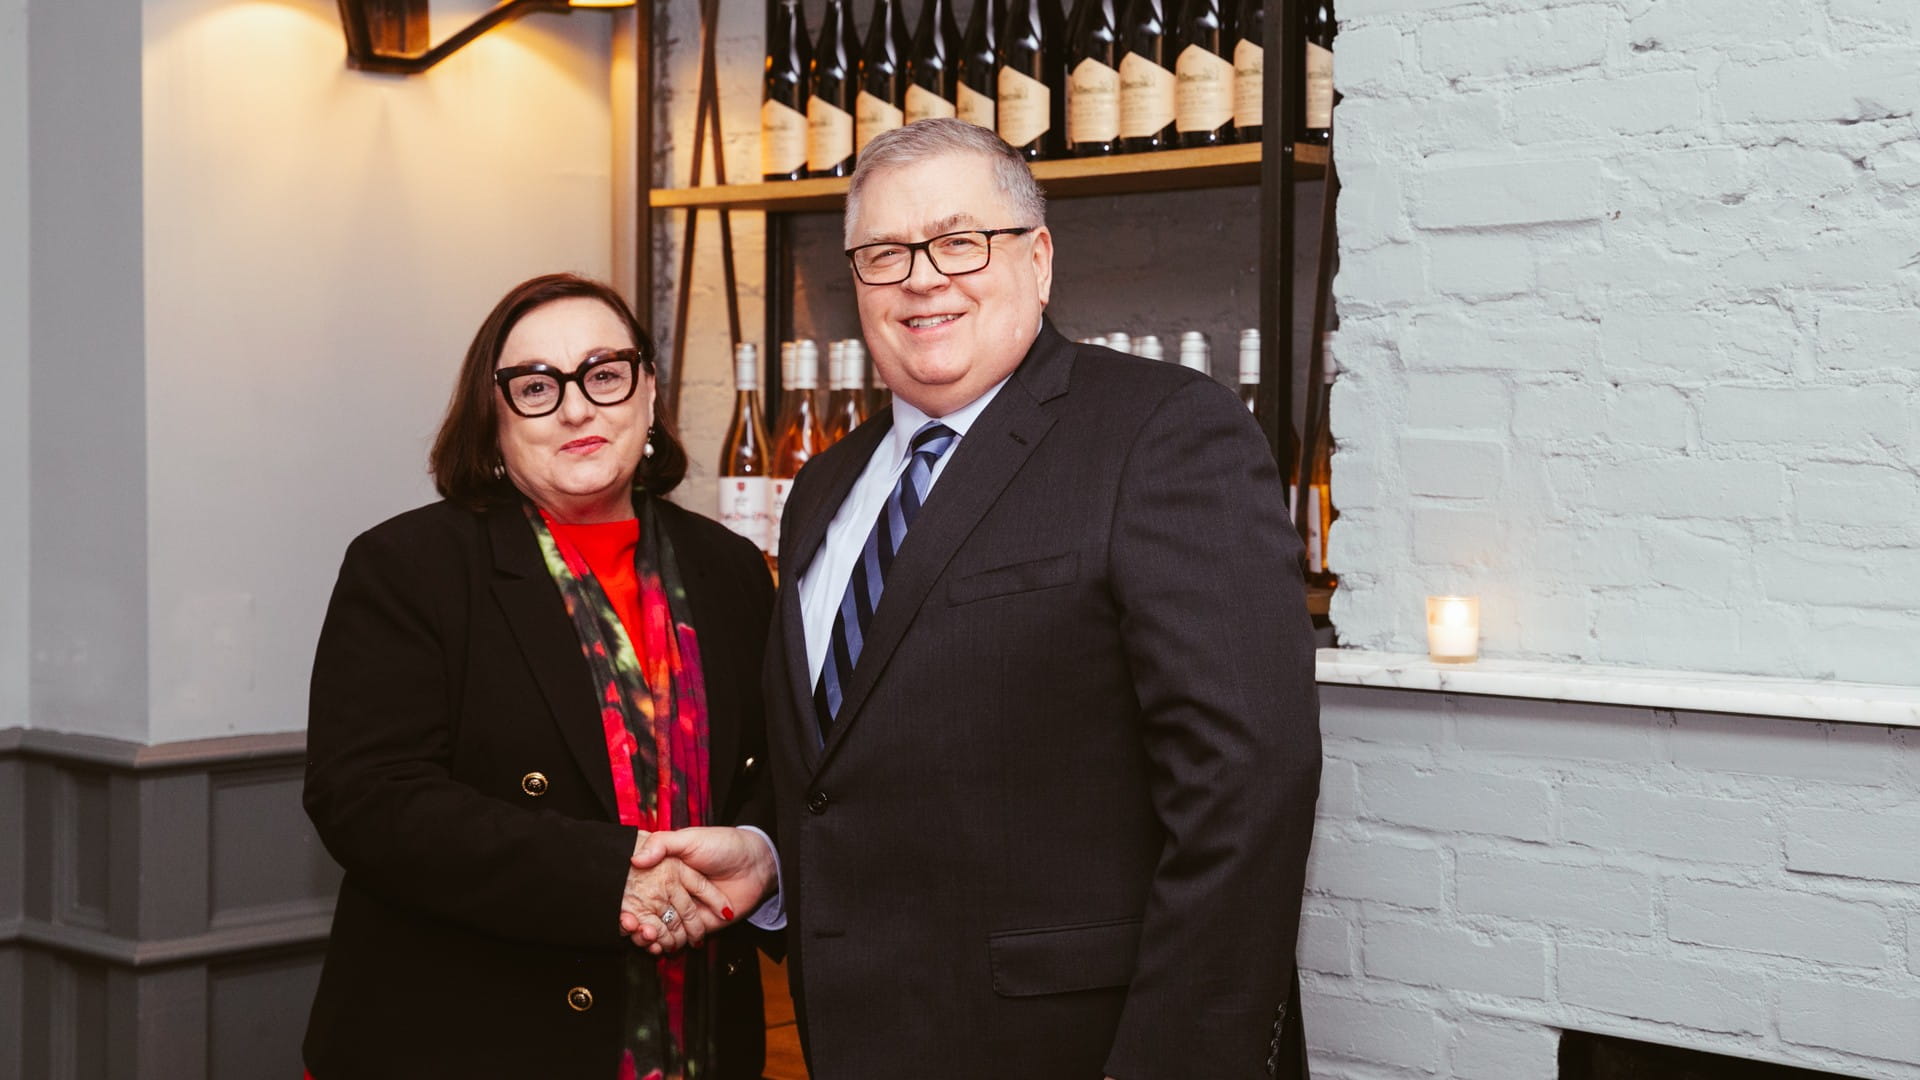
[492,348,651,419]
[844,227,1036,286]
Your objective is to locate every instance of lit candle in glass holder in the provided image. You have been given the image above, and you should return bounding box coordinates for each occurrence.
[1426,595,1479,663]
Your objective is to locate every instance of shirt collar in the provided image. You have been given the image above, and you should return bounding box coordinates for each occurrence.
[886,373,1013,461]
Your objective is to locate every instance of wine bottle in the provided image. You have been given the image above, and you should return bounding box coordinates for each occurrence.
[763,0,811,181]
[1064,0,1122,156]
[906,0,961,123]
[998,0,1066,160]
[1232,0,1263,143]
[1117,0,1175,152]
[809,0,859,177]
[717,343,774,556]
[1306,406,1335,587]
[1303,0,1334,146]
[956,0,1005,130]
[770,340,827,567]
[1173,0,1233,147]
[1177,330,1211,375]
[1236,327,1260,412]
[856,0,912,154]
[826,340,868,442]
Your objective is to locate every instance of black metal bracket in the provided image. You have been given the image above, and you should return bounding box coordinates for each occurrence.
[337,0,576,75]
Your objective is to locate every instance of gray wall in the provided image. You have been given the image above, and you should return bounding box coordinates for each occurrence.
[26,0,150,742]
[1329,0,1920,683]
[0,0,26,733]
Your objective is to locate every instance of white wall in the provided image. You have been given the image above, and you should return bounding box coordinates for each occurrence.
[1329,0,1920,684]
[1304,685,1920,1079]
[132,0,616,742]
[0,0,25,731]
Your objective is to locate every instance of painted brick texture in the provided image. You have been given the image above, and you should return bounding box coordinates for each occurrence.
[1306,685,1920,1078]
[1329,0,1920,685]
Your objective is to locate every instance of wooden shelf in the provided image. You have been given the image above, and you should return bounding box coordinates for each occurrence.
[649,142,1328,213]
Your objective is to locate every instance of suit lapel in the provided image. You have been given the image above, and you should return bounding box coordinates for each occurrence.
[815,327,1075,772]
[778,412,892,772]
[485,506,621,820]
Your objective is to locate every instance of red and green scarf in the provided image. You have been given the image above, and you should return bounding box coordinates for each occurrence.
[524,495,715,1080]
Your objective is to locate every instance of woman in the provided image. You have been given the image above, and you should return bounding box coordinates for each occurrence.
[303,273,779,1079]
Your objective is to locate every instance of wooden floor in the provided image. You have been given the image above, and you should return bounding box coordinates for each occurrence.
[761,953,809,1080]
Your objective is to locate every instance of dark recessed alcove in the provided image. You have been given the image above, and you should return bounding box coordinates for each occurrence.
[1561,1032,1858,1079]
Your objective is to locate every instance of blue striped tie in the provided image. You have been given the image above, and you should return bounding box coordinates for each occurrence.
[815,421,958,740]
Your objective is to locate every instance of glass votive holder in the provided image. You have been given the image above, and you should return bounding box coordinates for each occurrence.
[1426,595,1479,663]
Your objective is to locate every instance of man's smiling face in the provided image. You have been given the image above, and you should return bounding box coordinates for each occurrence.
[848,151,1053,417]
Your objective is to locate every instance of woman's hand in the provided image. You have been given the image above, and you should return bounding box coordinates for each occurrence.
[630,827,778,936]
[618,832,734,955]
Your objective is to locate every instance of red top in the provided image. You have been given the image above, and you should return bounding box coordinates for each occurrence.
[544,516,646,654]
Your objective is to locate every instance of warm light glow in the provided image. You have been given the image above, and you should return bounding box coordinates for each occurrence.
[1425,595,1480,664]
[568,0,634,7]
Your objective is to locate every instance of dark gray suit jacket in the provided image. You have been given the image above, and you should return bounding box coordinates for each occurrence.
[765,324,1321,1079]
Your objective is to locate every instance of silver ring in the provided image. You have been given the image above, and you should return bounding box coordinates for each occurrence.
[659,908,679,927]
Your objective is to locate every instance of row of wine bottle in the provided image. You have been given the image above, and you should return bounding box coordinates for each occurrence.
[763,0,1335,178]
[717,339,889,562]
[716,327,1331,581]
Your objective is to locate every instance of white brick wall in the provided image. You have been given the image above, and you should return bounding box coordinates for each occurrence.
[1331,0,1920,685]
[1307,685,1920,1078]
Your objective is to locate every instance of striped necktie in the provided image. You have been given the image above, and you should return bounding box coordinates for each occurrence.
[814,421,959,740]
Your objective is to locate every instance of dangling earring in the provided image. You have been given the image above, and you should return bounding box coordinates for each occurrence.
[491,460,507,481]
[643,424,657,459]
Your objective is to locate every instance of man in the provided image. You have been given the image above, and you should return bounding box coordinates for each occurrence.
[643,118,1320,1079]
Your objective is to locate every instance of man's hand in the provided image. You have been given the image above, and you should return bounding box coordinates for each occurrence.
[618,832,735,955]
[631,826,777,935]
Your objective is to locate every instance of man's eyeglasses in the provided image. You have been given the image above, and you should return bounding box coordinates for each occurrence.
[493,348,650,419]
[845,227,1036,286]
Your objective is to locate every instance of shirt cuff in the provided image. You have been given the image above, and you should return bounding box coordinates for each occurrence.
[737,825,787,931]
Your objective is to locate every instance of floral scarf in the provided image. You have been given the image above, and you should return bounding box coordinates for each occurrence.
[524,494,715,1080]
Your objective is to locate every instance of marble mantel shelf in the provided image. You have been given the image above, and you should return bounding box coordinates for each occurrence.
[1316,649,1920,729]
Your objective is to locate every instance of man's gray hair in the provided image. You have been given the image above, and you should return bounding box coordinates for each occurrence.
[843,119,1048,246]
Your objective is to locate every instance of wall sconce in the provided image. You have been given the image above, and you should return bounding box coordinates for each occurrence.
[338,0,634,74]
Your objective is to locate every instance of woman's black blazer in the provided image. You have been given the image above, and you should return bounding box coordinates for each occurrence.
[302,495,775,1079]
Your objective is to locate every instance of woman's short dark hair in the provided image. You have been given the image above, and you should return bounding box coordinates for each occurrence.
[430,272,687,506]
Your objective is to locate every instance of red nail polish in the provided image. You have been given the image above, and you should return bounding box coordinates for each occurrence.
[722,907,735,920]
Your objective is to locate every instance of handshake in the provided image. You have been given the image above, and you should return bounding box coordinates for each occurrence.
[618,826,779,955]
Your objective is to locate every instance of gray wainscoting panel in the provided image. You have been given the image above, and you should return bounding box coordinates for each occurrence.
[1,728,337,1079]
[209,952,325,1080]
[209,765,337,929]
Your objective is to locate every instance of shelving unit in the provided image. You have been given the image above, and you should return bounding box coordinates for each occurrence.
[648,143,1328,212]
[640,1,1338,625]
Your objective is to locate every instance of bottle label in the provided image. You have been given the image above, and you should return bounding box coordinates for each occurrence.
[1306,41,1333,129]
[905,83,957,123]
[761,98,808,176]
[768,478,794,555]
[997,66,1051,149]
[855,90,906,153]
[718,476,771,552]
[956,81,996,130]
[1175,43,1234,133]
[1119,52,1175,138]
[1067,57,1121,144]
[807,97,854,172]
[1233,39,1264,128]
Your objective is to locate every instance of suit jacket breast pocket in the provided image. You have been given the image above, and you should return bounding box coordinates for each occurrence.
[946,551,1079,607]
[988,917,1141,997]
